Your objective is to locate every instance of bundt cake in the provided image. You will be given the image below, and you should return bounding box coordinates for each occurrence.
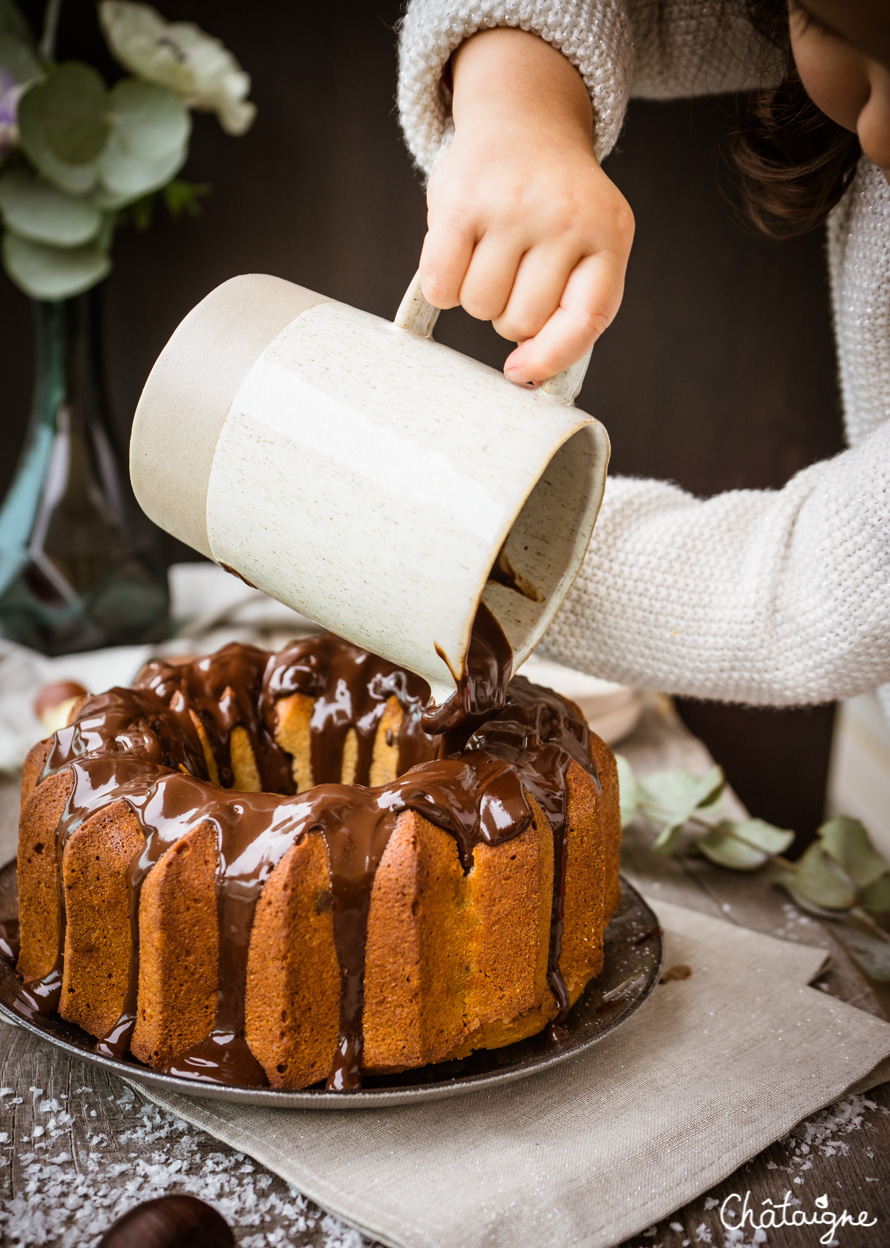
[12,632,621,1091]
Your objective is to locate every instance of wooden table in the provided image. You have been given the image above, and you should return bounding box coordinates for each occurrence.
[1,698,887,1247]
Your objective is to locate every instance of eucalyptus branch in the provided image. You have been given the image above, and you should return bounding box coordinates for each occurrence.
[686,814,797,869]
[38,0,61,62]
[617,753,890,977]
[0,1,253,301]
[849,906,890,942]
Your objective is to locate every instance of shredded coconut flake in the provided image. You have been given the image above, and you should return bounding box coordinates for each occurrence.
[779,1092,884,1181]
[0,1078,374,1247]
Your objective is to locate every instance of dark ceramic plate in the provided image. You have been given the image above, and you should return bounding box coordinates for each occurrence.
[0,859,661,1108]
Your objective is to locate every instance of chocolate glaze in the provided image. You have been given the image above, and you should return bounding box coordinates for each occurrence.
[487,543,544,603]
[11,629,600,1091]
[13,966,62,1021]
[463,674,600,1029]
[0,918,20,964]
[218,562,258,590]
[424,601,513,736]
[260,633,437,785]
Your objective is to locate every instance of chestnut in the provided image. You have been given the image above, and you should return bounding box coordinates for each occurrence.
[97,1195,235,1247]
[33,679,89,732]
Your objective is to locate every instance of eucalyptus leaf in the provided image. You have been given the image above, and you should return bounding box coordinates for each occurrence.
[636,765,725,824]
[94,212,114,252]
[858,874,890,914]
[0,29,42,83]
[794,843,856,911]
[831,925,890,981]
[697,818,793,870]
[108,78,190,162]
[2,229,110,299]
[818,816,890,889]
[635,765,724,856]
[615,754,638,828]
[0,166,102,246]
[698,825,767,870]
[90,180,139,210]
[98,131,186,201]
[772,870,850,919]
[18,81,99,193]
[730,818,795,854]
[651,821,686,856]
[39,63,109,165]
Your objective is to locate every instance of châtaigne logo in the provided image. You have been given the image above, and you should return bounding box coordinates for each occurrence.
[720,1190,877,1244]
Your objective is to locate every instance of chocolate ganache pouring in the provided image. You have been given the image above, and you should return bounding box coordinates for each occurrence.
[129,269,610,714]
[0,272,617,1092]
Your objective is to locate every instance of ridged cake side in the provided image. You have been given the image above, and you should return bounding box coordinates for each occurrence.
[14,638,621,1090]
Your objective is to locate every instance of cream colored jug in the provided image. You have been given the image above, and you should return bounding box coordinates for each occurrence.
[130,273,610,708]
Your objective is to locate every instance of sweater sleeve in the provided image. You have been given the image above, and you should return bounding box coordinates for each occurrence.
[537,420,890,707]
[397,0,780,173]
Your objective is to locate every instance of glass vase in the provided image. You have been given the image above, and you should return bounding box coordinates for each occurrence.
[0,293,170,655]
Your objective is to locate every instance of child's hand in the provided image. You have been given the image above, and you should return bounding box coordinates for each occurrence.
[419,27,634,387]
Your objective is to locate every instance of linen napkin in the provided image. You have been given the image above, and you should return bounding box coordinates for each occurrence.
[133,898,890,1248]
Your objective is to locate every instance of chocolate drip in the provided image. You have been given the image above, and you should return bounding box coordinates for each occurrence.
[423,601,513,736]
[487,544,544,603]
[138,644,294,793]
[466,676,601,1027]
[93,1016,137,1061]
[14,967,63,1020]
[0,919,20,964]
[261,635,437,785]
[12,628,599,1090]
[315,791,396,1091]
[218,562,258,589]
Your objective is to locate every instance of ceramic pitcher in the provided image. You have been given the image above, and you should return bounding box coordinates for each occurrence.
[130,273,610,707]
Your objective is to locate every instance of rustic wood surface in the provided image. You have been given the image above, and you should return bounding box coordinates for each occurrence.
[0,698,887,1246]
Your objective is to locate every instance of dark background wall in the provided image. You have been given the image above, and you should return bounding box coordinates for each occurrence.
[1,1,843,840]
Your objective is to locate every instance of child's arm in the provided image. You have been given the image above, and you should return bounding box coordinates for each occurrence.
[538,422,890,707]
[399,2,779,381]
[421,28,634,385]
[396,4,882,709]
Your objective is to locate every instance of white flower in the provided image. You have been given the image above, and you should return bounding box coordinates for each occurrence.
[98,0,256,136]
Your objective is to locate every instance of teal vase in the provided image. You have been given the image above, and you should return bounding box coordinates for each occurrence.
[0,293,170,655]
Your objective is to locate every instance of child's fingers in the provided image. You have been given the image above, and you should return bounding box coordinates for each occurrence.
[419,217,477,309]
[492,244,577,343]
[503,250,626,384]
[459,234,525,321]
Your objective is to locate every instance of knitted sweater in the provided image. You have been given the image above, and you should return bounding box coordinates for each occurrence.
[398,0,890,719]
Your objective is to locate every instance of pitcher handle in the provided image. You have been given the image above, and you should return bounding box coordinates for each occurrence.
[394,270,592,405]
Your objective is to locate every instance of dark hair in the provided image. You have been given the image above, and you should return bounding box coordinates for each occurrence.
[731,0,861,237]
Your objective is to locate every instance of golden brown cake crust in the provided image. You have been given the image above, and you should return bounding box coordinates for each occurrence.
[60,799,145,1039]
[589,733,622,920]
[17,767,72,983]
[245,834,340,1090]
[13,636,622,1091]
[131,821,220,1067]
